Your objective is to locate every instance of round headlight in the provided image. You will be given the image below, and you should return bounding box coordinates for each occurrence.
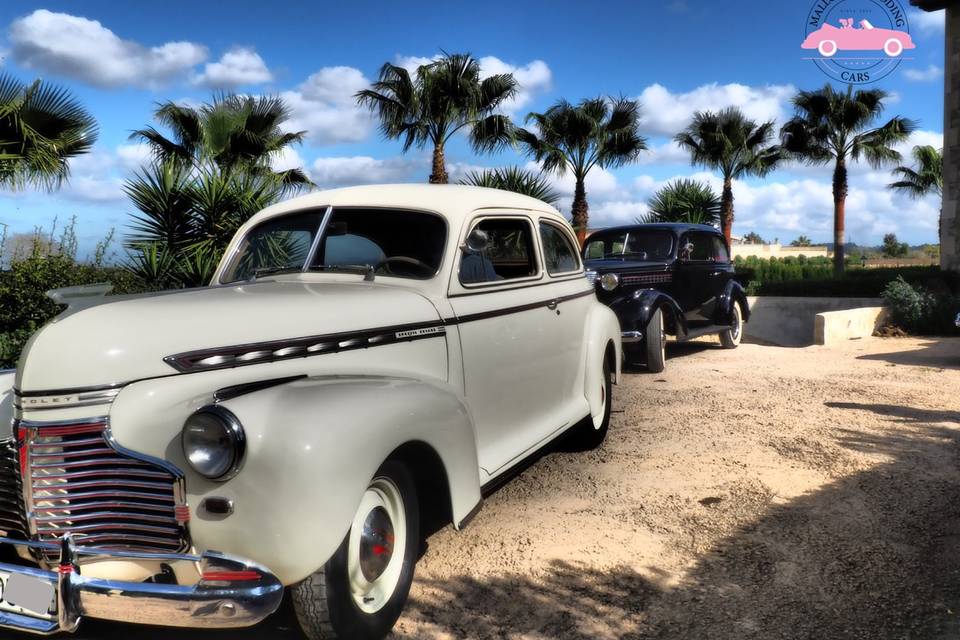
[181,406,245,481]
[599,273,620,291]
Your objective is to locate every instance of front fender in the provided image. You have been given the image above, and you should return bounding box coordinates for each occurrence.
[583,303,621,427]
[110,374,480,587]
[612,289,687,337]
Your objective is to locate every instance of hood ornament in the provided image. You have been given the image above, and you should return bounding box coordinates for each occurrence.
[46,282,114,310]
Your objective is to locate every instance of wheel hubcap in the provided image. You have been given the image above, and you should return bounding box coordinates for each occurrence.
[347,477,406,613]
[359,506,395,582]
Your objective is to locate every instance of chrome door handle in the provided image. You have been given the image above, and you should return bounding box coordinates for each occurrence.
[546,299,559,310]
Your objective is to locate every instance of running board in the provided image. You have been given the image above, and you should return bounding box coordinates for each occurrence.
[677,324,732,342]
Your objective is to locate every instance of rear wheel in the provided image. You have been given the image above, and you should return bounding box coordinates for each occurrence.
[292,460,419,640]
[720,301,744,349]
[645,308,666,373]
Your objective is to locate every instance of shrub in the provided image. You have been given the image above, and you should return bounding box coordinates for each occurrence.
[0,219,154,368]
[881,276,960,335]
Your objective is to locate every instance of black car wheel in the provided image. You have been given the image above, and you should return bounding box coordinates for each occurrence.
[292,460,419,640]
[720,301,743,349]
[645,308,666,373]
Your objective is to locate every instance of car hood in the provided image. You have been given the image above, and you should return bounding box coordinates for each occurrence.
[16,279,442,392]
[584,258,671,272]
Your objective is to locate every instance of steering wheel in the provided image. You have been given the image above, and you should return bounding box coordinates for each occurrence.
[375,256,434,277]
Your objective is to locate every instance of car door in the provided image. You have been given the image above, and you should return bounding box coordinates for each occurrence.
[537,219,593,420]
[448,214,568,478]
[676,231,719,324]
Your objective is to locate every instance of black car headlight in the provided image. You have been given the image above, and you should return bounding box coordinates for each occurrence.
[181,406,245,481]
[599,273,620,291]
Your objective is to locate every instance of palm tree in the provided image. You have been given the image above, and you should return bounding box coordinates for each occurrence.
[458,166,560,205]
[517,97,647,242]
[674,107,782,246]
[781,85,915,275]
[356,53,517,184]
[640,179,720,226]
[888,145,943,243]
[130,94,311,188]
[0,74,97,191]
[790,235,813,247]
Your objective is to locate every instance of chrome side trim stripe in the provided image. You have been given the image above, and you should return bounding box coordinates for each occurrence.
[14,388,121,411]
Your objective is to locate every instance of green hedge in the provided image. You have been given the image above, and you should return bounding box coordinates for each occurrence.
[734,257,958,298]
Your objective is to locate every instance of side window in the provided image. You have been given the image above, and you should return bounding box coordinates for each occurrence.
[584,239,605,259]
[539,222,580,275]
[711,235,730,263]
[460,218,538,285]
[679,233,714,262]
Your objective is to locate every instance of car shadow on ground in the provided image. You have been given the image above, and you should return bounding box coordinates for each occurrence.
[622,342,725,374]
[73,415,960,639]
[856,338,960,371]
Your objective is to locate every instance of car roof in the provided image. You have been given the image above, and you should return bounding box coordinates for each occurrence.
[586,222,721,236]
[243,183,566,227]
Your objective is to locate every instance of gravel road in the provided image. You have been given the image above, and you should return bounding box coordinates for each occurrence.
[74,336,960,639]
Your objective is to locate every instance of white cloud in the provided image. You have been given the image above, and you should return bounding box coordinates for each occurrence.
[636,140,690,166]
[909,8,945,35]
[904,64,943,82]
[281,66,375,145]
[395,54,552,115]
[309,156,421,188]
[194,47,272,88]
[636,82,796,137]
[9,10,207,89]
[270,148,307,173]
[115,143,153,171]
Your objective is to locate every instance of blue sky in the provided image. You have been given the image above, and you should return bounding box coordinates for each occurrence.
[0,0,947,257]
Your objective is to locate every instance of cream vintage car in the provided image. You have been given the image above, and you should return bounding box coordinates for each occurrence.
[0,184,621,639]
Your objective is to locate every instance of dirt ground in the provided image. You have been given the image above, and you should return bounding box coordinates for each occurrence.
[76,336,960,640]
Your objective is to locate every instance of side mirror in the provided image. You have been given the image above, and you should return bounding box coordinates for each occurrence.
[462,229,491,254]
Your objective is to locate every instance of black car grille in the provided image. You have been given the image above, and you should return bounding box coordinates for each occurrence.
[0,438,28,540]
[19,420,189,559]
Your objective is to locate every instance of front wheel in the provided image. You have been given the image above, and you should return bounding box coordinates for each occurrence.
[292,460,419,640]
[720,301,744,349]
[645,308,666,373]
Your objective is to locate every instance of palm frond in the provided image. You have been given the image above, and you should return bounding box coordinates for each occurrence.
[458,166,560,205]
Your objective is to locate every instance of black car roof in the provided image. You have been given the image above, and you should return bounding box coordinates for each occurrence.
[586,223,720,236]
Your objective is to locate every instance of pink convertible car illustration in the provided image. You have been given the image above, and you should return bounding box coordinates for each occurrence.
[802,18,915,57]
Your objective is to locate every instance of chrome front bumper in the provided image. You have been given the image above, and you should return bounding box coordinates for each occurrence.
[621,330,643,344]
[0,535,283,635]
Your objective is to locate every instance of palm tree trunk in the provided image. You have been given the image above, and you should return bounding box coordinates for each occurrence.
[832,156,848,276]
[429,144,448,184]
[720,177,734,246]
[571,178,589,246]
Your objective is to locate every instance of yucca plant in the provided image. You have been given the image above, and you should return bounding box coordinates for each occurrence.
[459,166,560,205]
[357,53,517,183]
[640,179,721,226]
[0,74,97,191]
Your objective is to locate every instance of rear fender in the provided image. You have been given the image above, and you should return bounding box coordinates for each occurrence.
[717,280,751,325]
[583,305,621,427]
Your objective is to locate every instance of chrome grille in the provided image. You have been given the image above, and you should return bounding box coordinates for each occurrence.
[19,420,188,557]
[0,438,27,539]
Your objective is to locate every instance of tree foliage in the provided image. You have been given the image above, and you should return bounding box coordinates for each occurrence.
[675,107,781,244]
[0,74,98,191]
[356,53,517,183]
[640,179,720,226]
[458,166,560,205]
[517,96,647,233]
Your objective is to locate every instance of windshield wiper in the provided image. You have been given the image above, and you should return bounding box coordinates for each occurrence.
[249,265,304,280]
[307,264,376,281]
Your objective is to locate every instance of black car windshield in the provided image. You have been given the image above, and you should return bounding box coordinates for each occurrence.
[584,229,675,261]
[221,207,446,283]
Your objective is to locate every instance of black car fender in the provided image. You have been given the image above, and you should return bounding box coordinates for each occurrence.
[611,289,687,337]
[717,280,751,325]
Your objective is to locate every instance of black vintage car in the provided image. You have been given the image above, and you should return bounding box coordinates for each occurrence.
[583,223,750,372]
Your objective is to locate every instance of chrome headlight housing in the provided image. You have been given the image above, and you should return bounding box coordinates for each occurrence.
[181,405,245,481]
[599,272,620,291]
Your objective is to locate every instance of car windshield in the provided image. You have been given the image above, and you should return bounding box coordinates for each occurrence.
[583,229,675,261]
[221,207,446,283]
